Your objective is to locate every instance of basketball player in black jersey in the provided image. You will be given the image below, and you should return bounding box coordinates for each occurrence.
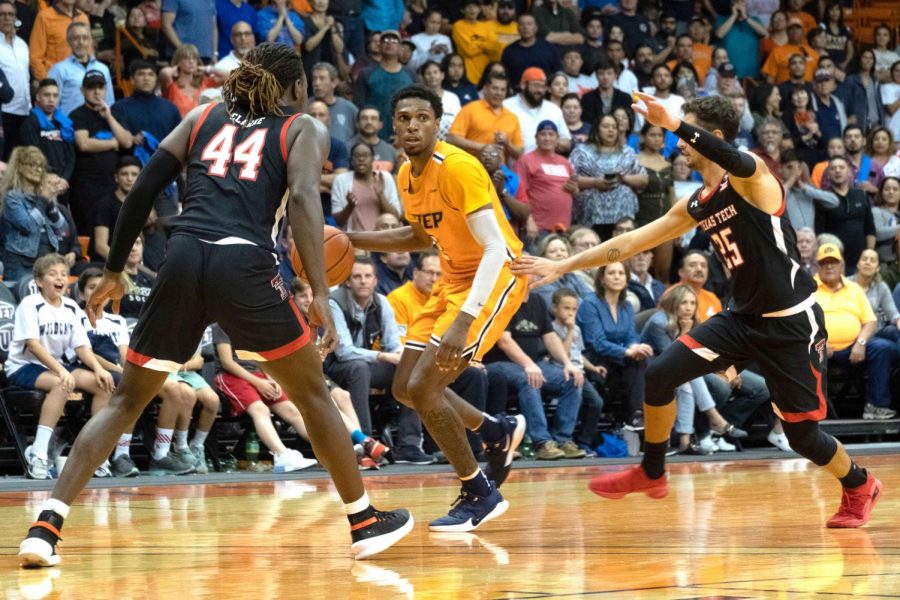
[513,93,881,529]
[18,44,412,568]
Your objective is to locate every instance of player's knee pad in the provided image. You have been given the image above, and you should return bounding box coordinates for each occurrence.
[781,420,837,466]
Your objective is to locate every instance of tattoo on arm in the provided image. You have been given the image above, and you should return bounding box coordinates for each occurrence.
[607,248,620,262]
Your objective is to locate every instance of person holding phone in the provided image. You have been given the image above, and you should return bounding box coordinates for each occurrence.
[569,114,648,241]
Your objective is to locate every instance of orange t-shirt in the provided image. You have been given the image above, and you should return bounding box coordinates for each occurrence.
[447,98,523,156]
[165,76,219,117]
[761,43,818,83]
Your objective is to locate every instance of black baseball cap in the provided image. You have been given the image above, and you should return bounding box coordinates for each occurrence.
[82,69,106,87]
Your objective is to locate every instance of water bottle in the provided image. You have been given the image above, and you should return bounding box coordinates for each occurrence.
[245,432,260,467]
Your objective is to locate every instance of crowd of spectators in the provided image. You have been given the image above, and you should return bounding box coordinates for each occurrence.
[1,0,900,477]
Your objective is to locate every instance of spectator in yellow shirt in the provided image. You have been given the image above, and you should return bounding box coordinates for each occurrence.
[451,0,497,86]
[485,0,519,60]
[814,243,897,419]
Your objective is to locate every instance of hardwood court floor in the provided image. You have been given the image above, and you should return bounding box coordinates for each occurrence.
[1,455,898,599]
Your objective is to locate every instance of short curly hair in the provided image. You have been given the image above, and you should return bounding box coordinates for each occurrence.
[681,96,740,144]
[391,84,443,120]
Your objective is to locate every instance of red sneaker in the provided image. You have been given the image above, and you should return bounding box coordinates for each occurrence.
[588,465,669,499]
[363,438,390,463]
[827,473,882,528]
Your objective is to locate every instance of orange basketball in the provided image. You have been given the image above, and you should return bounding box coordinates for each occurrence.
[290,225,355,286]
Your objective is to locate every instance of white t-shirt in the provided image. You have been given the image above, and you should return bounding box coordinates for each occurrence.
[881,82,900,141]
[439,89,461,140]
[616,68,638,97]
[567,73,598,96]
[81,309,130,358]
[502,95,571,153]
[6,295,90,375]
[409,32,453,71]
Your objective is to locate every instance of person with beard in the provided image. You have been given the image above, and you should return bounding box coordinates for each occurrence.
[666,35,709,84]
[633,43,657,89]
[20,79,76,182]
[776,52,816,112]
[647,12,677,62]
[213,20,255,74]
[503,67,570,154]
[636,65,684,131]
[486,0,519,58]
[446,71,523,159]
[69,70,133,236]
[843,124,884,196]
[580,58,632,133]
[346,107,397,172]
[500,12,561,89]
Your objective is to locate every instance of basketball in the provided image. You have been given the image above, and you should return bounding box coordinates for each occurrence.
[290,225,355,286]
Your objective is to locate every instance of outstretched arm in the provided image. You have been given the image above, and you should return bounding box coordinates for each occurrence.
[632,90,783,215]
[346,221,434,253]
[513,196,696,287]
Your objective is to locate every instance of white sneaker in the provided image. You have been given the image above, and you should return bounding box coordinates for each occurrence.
[767,430,792,452]
[94,460,113,478]
[715,436,736,452]
[697,434,719,454]
[273,449,317,473]
[25,446,52,480]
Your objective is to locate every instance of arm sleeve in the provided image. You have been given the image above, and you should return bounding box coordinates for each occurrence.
[106,148,183,272]
[673,120,758,178]
[460,209,509,317]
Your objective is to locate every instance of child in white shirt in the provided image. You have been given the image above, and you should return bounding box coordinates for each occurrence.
[7,255,115,480]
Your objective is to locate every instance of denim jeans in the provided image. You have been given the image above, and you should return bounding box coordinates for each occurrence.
[485,360,583,444]
[830,337,895,408]
[703,369,771,428]
[674,377,715,434]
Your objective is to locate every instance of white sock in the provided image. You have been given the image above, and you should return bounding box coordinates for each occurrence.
[41,498,70,519]
[113,434,133,459]
[174,429,189,450]
[342,491,370,516]
[153,428,174,460]
[33,425,54,458]
[191,430,209,447]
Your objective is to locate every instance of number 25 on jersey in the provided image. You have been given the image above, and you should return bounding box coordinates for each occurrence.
[710,227,744,270]
[200,125,268,181]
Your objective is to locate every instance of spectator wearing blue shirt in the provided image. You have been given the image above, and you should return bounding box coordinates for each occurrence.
[48,22,113,117]
[256,0,304,50]
[362,0,403,34]
[111,60,181,144]
[162,0,217,62]
[215,0,256,56]
[577,262,654,428]
[352,30,414,141]
[478,143,530,227]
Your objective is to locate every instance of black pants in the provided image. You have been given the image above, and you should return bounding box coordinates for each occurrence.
[2,112,26,161]
[325,358,423,448]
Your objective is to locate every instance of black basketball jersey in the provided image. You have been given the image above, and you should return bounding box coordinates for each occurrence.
[173,103,301,251]
[686,174,816,315]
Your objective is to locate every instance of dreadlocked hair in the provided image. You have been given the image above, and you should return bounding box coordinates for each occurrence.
[222,43,305,120]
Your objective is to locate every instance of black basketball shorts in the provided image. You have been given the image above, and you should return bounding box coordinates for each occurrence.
[671,297,828,422]
[127,235,310,373]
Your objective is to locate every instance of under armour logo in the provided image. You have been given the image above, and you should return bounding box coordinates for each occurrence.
[691,132,700,144]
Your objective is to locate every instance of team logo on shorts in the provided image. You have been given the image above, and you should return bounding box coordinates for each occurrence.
[271,274,289,301]
[814,339,826,363]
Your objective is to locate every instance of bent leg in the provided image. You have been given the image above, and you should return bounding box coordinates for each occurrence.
[260,343,364,504]
[247,401,288,454]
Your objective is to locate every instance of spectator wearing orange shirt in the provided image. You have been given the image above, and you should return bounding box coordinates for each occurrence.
[29,0,89,80]
[667,35,710,84]
[446,70,523,159]
[761,17,817,84]
[664,251,723,323]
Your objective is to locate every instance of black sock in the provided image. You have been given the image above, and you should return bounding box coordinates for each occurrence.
[28,510,65,543]
[476,414,503,442]
[461,470,492,496]
[641,442,669,480]
[839,462,868,488]
[347,505,376,527]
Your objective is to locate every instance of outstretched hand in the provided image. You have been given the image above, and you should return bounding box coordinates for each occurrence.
[631,91,680,132]
[510,256,565,289]
[86,270,125,327]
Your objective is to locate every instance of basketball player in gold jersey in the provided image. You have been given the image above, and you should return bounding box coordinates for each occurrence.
[347,85,528,531]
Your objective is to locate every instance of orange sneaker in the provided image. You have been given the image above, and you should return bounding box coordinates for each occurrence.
[827,473,882,528]
[588,465,669,499]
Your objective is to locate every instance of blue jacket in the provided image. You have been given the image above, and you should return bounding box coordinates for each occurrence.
[576,293,640,365]
[0,190,67,258]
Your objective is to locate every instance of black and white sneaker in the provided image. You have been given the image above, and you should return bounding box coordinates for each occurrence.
[350,508,414,560]
[482,414,526,488]
[19,510,64,568]
[393,446,435,465]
